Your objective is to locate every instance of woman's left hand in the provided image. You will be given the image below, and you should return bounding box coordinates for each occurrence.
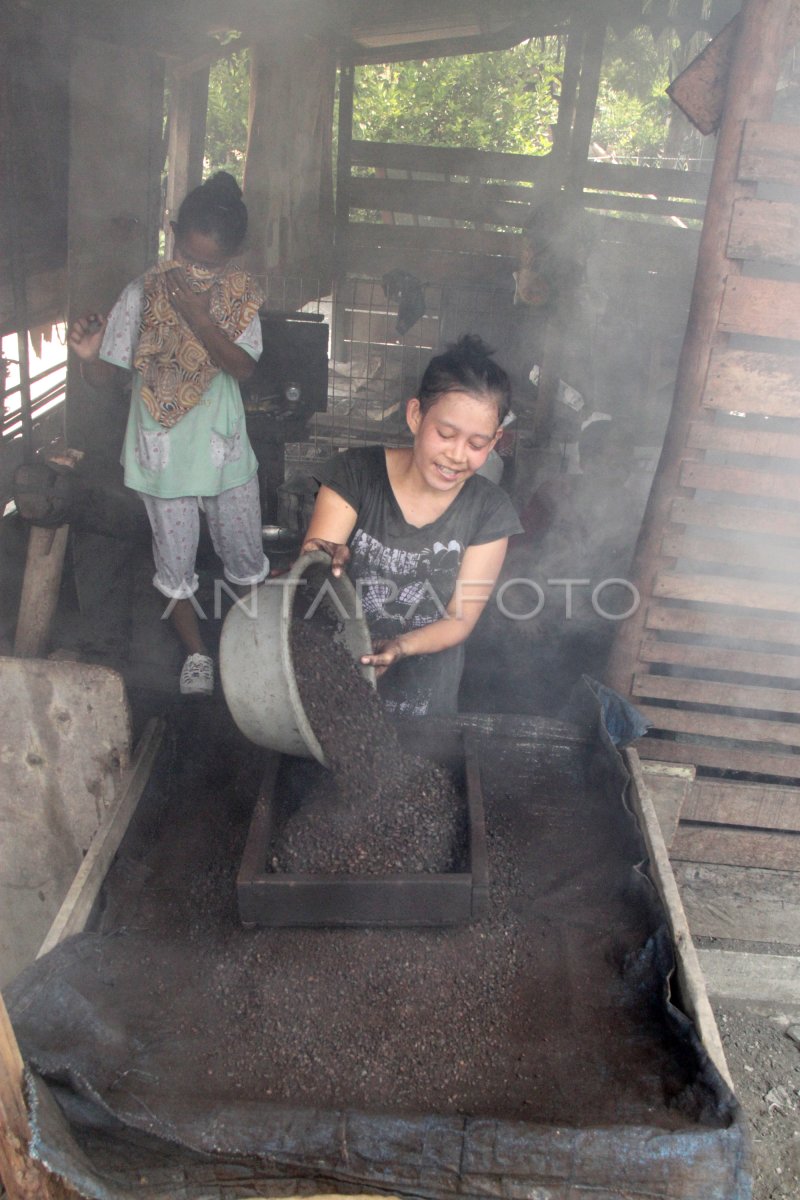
[164,267,210,325]
[361,636,407,678]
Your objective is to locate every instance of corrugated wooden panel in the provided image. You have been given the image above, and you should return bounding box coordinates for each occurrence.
[347,220,517,257]
[349,176,533,228]
[581,191,704,220]
[672,861,800,944]
[640,637,800,680]
[669,498,800,539]
[679,460,800,502]
[727,197,800,266]
[684,779,800,832]
[633,673,800,716]
[671,825,800,871]
[638,735,800,780]
[718,275,800,341]
[703,346,800,417]
[652,571,800,612]
[350,139,546,183]
[635,703,800,748]
[686,419,800,459]
[661,530,800,573]
[645,602,800,646]
[585,160,711,200]
[738,120,800,186]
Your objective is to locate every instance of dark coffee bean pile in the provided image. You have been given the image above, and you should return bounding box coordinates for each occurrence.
[273,619,465,875]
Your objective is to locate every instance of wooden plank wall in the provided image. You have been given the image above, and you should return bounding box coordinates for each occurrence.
[341,139,704,291]
[330,139,705,452]
[631,119,800,783]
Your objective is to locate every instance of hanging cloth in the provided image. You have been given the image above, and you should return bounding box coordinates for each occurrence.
[133,260,263,429]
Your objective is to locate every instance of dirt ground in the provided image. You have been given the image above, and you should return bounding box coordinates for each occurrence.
[711,1001,800,1200]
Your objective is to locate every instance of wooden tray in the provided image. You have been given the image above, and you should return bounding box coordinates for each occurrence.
[237,731,488,927]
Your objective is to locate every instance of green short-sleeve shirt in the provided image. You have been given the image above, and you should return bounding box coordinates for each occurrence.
[100,275,262,499]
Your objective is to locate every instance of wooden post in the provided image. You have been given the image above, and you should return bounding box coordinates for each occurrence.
[13,525,70,659]
[532,14,606,445]
[566,12,606,201]
[605,0,794,695]
[243,31,337,301]
[164,63,210,256]
[0,991,69,1199]
[65,39,164,459]
[333,59,355,281]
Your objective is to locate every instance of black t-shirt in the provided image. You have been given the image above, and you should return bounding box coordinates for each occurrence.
[321,446,522,717]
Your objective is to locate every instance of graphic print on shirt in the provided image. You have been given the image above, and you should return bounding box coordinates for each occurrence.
[350,528,464,640]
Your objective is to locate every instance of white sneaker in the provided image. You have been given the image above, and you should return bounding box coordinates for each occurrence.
[179,653,214,696]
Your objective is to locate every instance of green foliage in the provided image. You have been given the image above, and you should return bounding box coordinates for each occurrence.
[353,30,680,164]
[354,43,562,154]
[204,49,251,183]
[593,29,674,163]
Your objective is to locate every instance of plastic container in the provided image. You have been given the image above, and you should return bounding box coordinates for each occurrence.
[219,550,375,763]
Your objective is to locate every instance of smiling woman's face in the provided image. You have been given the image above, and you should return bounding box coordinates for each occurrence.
[406,390,501,492]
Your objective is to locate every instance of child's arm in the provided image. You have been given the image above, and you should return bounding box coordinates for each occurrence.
[165,268,255,382]
[301,484,358,576]
[363,538,509,676]
[68,314,118,387]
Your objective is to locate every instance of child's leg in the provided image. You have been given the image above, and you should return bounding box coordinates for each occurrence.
[202,476,270,597]
[139,493,209,655]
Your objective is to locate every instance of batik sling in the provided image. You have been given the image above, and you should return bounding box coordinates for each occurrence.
[133,260,264,429]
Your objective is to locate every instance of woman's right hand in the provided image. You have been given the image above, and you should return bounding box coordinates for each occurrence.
[300,538,351,577]
[68,313,106,361]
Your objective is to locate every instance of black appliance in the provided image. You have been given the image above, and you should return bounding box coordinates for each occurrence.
[242,310,329,521]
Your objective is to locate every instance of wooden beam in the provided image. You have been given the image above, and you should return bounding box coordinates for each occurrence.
[739,119,800,186]
[671,826,800,871]
[0,992,72,1199]
[347,219,517,257]
[652,570,800,612]
[638,734,800,781]
[727,197,800,267]
[350,139,549,184]
[703,346,800,418]
[164,63,209,247]
[633,672,800,716]
[684,778,800,833]
[640,760,694,849]
[696,948,800,1012]
[624,748,732,1088]
[679,459,800,503]
[645,601,800,644]
[348,176,534,229]
[636,702,800,750]
[719,275,800,342]
[585,160,712,201]
[661,530,800,575]
[37,718,165,957]
[673,861,800,945]
[669,497,800,539]
[13,526,70,659]
[640,637,800,681]
[686,418,800,458]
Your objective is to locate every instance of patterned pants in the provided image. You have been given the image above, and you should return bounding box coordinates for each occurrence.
[140,476,269,599]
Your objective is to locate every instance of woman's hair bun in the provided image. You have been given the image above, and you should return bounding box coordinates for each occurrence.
[417,331,511,423]
[452,333,495,363]
[202,171,243,205]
